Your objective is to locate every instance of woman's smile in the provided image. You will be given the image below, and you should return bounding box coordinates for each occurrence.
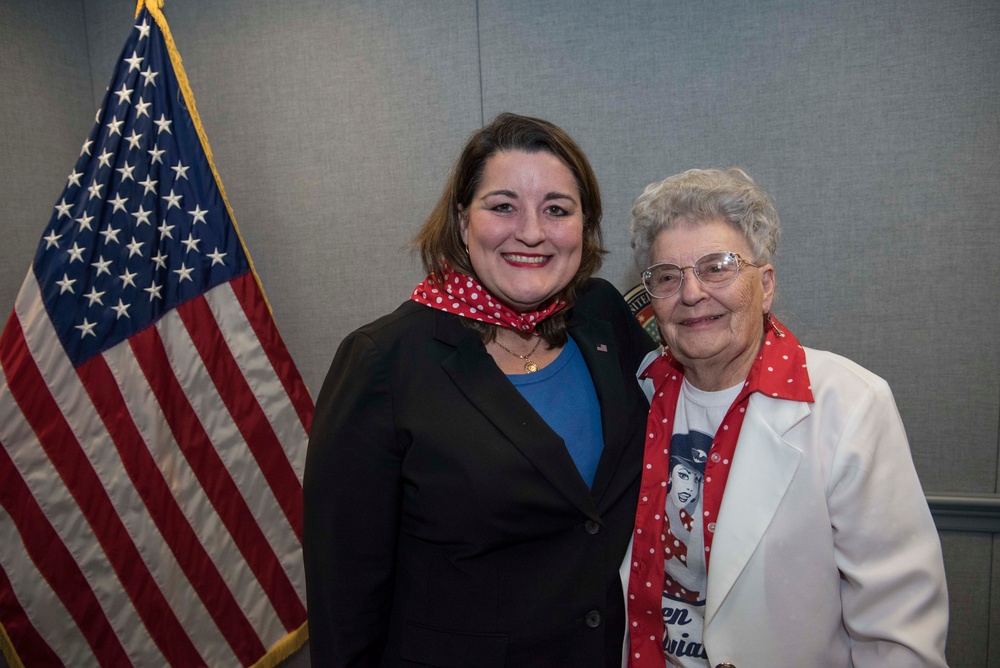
[502,252,551,267]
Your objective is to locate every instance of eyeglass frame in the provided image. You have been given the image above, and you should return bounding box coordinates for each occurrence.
[641,251,761,299]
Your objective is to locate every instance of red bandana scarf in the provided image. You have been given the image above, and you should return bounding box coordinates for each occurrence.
[626,316,813,667]
[410,265,567,333]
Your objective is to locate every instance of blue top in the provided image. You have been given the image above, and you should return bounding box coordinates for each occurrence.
[507,337,605,488]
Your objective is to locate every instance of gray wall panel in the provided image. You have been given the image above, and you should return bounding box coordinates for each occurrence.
[939,532,992,667]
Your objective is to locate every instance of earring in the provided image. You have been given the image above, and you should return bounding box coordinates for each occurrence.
[765,312,784,337]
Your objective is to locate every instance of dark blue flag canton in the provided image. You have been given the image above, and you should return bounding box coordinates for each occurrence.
[33,9,250,367]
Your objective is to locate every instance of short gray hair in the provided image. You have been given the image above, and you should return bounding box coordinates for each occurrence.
[629,168,780,269]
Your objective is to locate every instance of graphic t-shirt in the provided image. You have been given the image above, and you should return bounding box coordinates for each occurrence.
[661,379,740,667]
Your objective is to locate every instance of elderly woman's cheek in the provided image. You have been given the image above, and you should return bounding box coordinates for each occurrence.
[649,298,675,343]
[733,279,768,336]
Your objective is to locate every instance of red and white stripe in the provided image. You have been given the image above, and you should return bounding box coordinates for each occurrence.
[0,270,311,666]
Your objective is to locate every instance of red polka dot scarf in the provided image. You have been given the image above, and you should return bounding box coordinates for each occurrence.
[410,265,567,333]
[626,315,813,667]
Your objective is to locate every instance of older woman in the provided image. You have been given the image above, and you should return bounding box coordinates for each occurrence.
[304,113,655,667]
[624,168,948,667]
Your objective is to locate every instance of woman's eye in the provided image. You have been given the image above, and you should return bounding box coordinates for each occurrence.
[491,203,514,212]
[546,205,568,216]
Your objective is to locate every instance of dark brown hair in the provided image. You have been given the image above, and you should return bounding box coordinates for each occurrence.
[413,112,606,346]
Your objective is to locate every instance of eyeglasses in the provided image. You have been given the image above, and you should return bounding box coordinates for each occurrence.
[642,251,760,299]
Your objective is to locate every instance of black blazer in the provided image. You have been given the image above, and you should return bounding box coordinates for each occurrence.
[304,278,655,667]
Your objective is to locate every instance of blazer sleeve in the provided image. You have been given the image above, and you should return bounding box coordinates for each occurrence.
[304,330,403,668]
[827,377,949,667]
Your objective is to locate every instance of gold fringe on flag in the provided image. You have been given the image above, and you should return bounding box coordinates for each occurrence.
[0,623,26,668]
[250,622,310,668]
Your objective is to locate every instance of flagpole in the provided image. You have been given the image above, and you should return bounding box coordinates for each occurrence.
[134,0,277,319]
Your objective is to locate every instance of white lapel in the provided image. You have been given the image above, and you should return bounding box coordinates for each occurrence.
[704,394,809,627]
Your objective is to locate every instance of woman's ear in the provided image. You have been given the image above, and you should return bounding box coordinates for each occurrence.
[760,263,776,313]
[457,206,469,245]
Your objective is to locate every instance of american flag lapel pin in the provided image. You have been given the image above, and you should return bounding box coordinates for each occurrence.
[596,344,608,352]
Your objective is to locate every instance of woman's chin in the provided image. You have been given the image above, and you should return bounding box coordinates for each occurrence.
[495,288,560,312]
[667,338,726,364]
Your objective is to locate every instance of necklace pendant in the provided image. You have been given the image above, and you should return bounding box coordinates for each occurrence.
[524,360,538,373]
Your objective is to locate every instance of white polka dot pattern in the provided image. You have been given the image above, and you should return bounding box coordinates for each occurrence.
[410,266,566,333]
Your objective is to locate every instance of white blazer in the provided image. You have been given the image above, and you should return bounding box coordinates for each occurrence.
[623,346,949,668]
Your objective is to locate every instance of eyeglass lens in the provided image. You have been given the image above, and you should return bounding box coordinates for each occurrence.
[643,252,741,297]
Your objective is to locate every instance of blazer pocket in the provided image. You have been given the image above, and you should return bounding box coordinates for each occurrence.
[400,620,508,668]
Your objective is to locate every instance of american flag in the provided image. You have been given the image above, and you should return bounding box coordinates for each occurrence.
[0,4,312,666]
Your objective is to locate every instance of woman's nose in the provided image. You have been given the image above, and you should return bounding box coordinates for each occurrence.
[678,267,708,304]
[514,210,545,245]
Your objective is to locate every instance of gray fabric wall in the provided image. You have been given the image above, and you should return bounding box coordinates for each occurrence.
[1,0,997,666]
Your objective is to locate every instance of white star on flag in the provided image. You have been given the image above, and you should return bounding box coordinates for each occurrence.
[124,50,143,72]
[54,198,73,218]
[76,211,95,230]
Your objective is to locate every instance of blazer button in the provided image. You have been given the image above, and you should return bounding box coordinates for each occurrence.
[585,610,602,628]
[584,520,600,534]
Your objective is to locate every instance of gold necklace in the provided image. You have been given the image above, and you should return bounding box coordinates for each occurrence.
[493,336,543,373]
